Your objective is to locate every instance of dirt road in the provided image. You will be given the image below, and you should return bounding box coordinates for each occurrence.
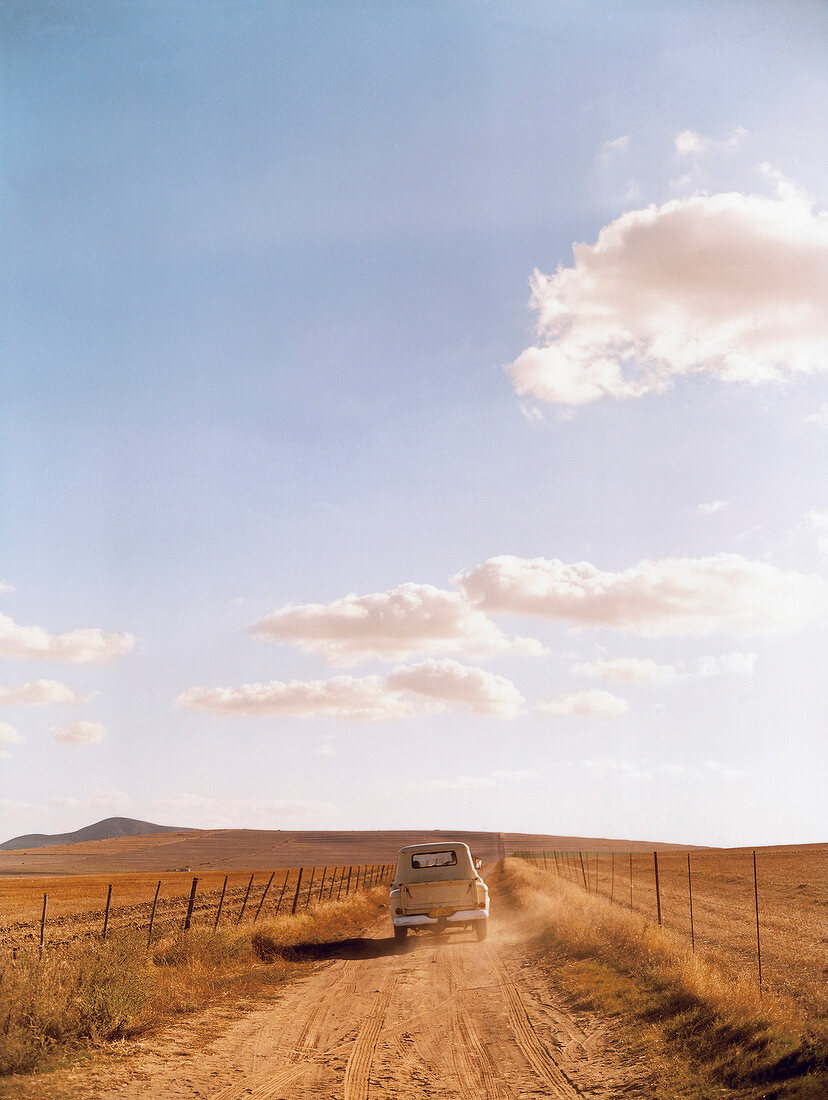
[35,914,648,1100]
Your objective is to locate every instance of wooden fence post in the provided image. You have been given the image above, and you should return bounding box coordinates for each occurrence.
[629,852,633,909]
[273,871,291,917]
[328,867,337,900]
[148,880,161,948]
[304,867,316,908]
[653,852,662,926]
[345,866,353,895]
[291,868,305,915]
[39,893,47,957]
[687,854,695,951]
[215,875,228,929]
[184,877,199,931]
[254,872,276,923]
[102,883,113,940]
[318,867,327,902]
[237,874,255,923]
[578,851,588,890]
[610,852,615,904]
[753,851,762,993]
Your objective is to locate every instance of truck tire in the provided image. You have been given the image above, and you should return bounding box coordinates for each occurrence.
[394,925,407,943]
[475,920,488,942]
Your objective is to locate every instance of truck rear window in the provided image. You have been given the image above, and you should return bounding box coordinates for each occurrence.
[411,850,457,869]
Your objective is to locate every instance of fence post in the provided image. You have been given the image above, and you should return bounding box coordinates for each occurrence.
[291,868,305,914]
[328,867,337,900]
[629,852,633,909]
[254,872,276,923]
[304,867,316,909]
[39,893,47,957]
[753,851,762,993]
[148,880,161,948]
[346,866,353,895]
[653,852,662,926]
[184,877,199,931]
[578,851,588,890]
[687,854,695,951]
[337,867,346,900]
[215,875,228,929]
[317,868,328,902]
[610,852,615,904]
[273,871,291,917]
[237,873,255,923]
[102,883,113,940]
[554,850,561,877]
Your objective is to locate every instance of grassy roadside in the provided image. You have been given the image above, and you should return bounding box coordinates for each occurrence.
[0,888,386,1077]
[495,858,828,1099]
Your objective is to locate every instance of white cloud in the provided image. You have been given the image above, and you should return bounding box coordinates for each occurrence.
[419,775,501,792]
[674,129,706,155]
[573,656,675,684]
[507,187,828,406]
[251,583,545,665]
[52,720,106,745]
[582,756,650,780]
[537,689,628,718]
[807,402,828,428]
[177,676,427,721]
[178,660,525,722]
[0,580,17,595]
[691,651,757,677]
[386,658,525,717]
[458,554,828,636]
[600,135,630,164]
[0,680,93,706]
[0,722,23,759]
[698,500,728,515]
[0,613,134,663]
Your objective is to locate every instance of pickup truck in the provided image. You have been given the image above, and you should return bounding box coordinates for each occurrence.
[389,841,489,942]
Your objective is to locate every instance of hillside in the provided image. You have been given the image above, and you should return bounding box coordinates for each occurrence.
[0,816,188,852]
[0,825,697,876]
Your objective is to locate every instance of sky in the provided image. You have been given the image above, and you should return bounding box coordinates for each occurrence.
[1,1,826,847]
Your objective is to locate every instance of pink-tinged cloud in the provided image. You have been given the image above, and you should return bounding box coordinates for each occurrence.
[0,680,93,705]
[573,656,674,684]
[0,613,135,663]
[537,690,628,718]
[458,554,828,636]
[178,660,525,721]
[178,677,426,721]
[250,583,545,665]
[52,720,106,745]
[386,658,525,717]
[508,188,828,405]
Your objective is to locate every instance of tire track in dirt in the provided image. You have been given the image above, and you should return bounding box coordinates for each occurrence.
[342,970,398,1100]
[486,945,581,1097]
[444,945,507,1100]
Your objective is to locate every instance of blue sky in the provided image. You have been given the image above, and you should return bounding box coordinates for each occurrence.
[1,1,826,846]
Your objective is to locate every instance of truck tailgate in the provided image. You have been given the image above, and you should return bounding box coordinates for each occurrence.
[402,879,476,913]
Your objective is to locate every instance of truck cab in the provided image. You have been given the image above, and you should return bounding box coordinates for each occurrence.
[389,841,489,942]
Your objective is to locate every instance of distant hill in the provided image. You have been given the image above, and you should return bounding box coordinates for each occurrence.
[0,816,189,851]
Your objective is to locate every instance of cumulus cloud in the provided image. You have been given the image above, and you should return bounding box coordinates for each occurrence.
[807,402,828,428]
[0,680,92,706]
[0,722,23,759]
[0,613,134,663]
[575,651,756,683]
[536,689,628,718]
[250,583,545,665]
[178,677,426,722]
[0,580,16,595]
[386,658,525,718]
[52,720,106,745]
[573,656,674,684]
[458,554,828,636]
[698,500,728,515]
[178,660,525,721]
[507,187,828,405]
[674,129,707,156]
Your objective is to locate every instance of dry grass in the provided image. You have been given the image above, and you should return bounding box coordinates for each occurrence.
[0,887,386,1077]
[498,858,828,1098]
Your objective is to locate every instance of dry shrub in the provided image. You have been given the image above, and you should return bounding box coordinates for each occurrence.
[499,858,828,1097]
[0,887,388,1078]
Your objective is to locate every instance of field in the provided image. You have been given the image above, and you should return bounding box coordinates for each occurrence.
[0,830,825,1098]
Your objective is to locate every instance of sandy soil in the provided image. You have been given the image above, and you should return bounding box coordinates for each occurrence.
[1,913,659,1100]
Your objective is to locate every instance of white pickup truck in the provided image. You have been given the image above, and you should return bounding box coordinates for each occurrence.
[389,842,489,942]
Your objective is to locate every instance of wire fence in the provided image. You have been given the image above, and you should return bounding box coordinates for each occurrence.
[3,862,395,956]
[512,846,827,1015]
